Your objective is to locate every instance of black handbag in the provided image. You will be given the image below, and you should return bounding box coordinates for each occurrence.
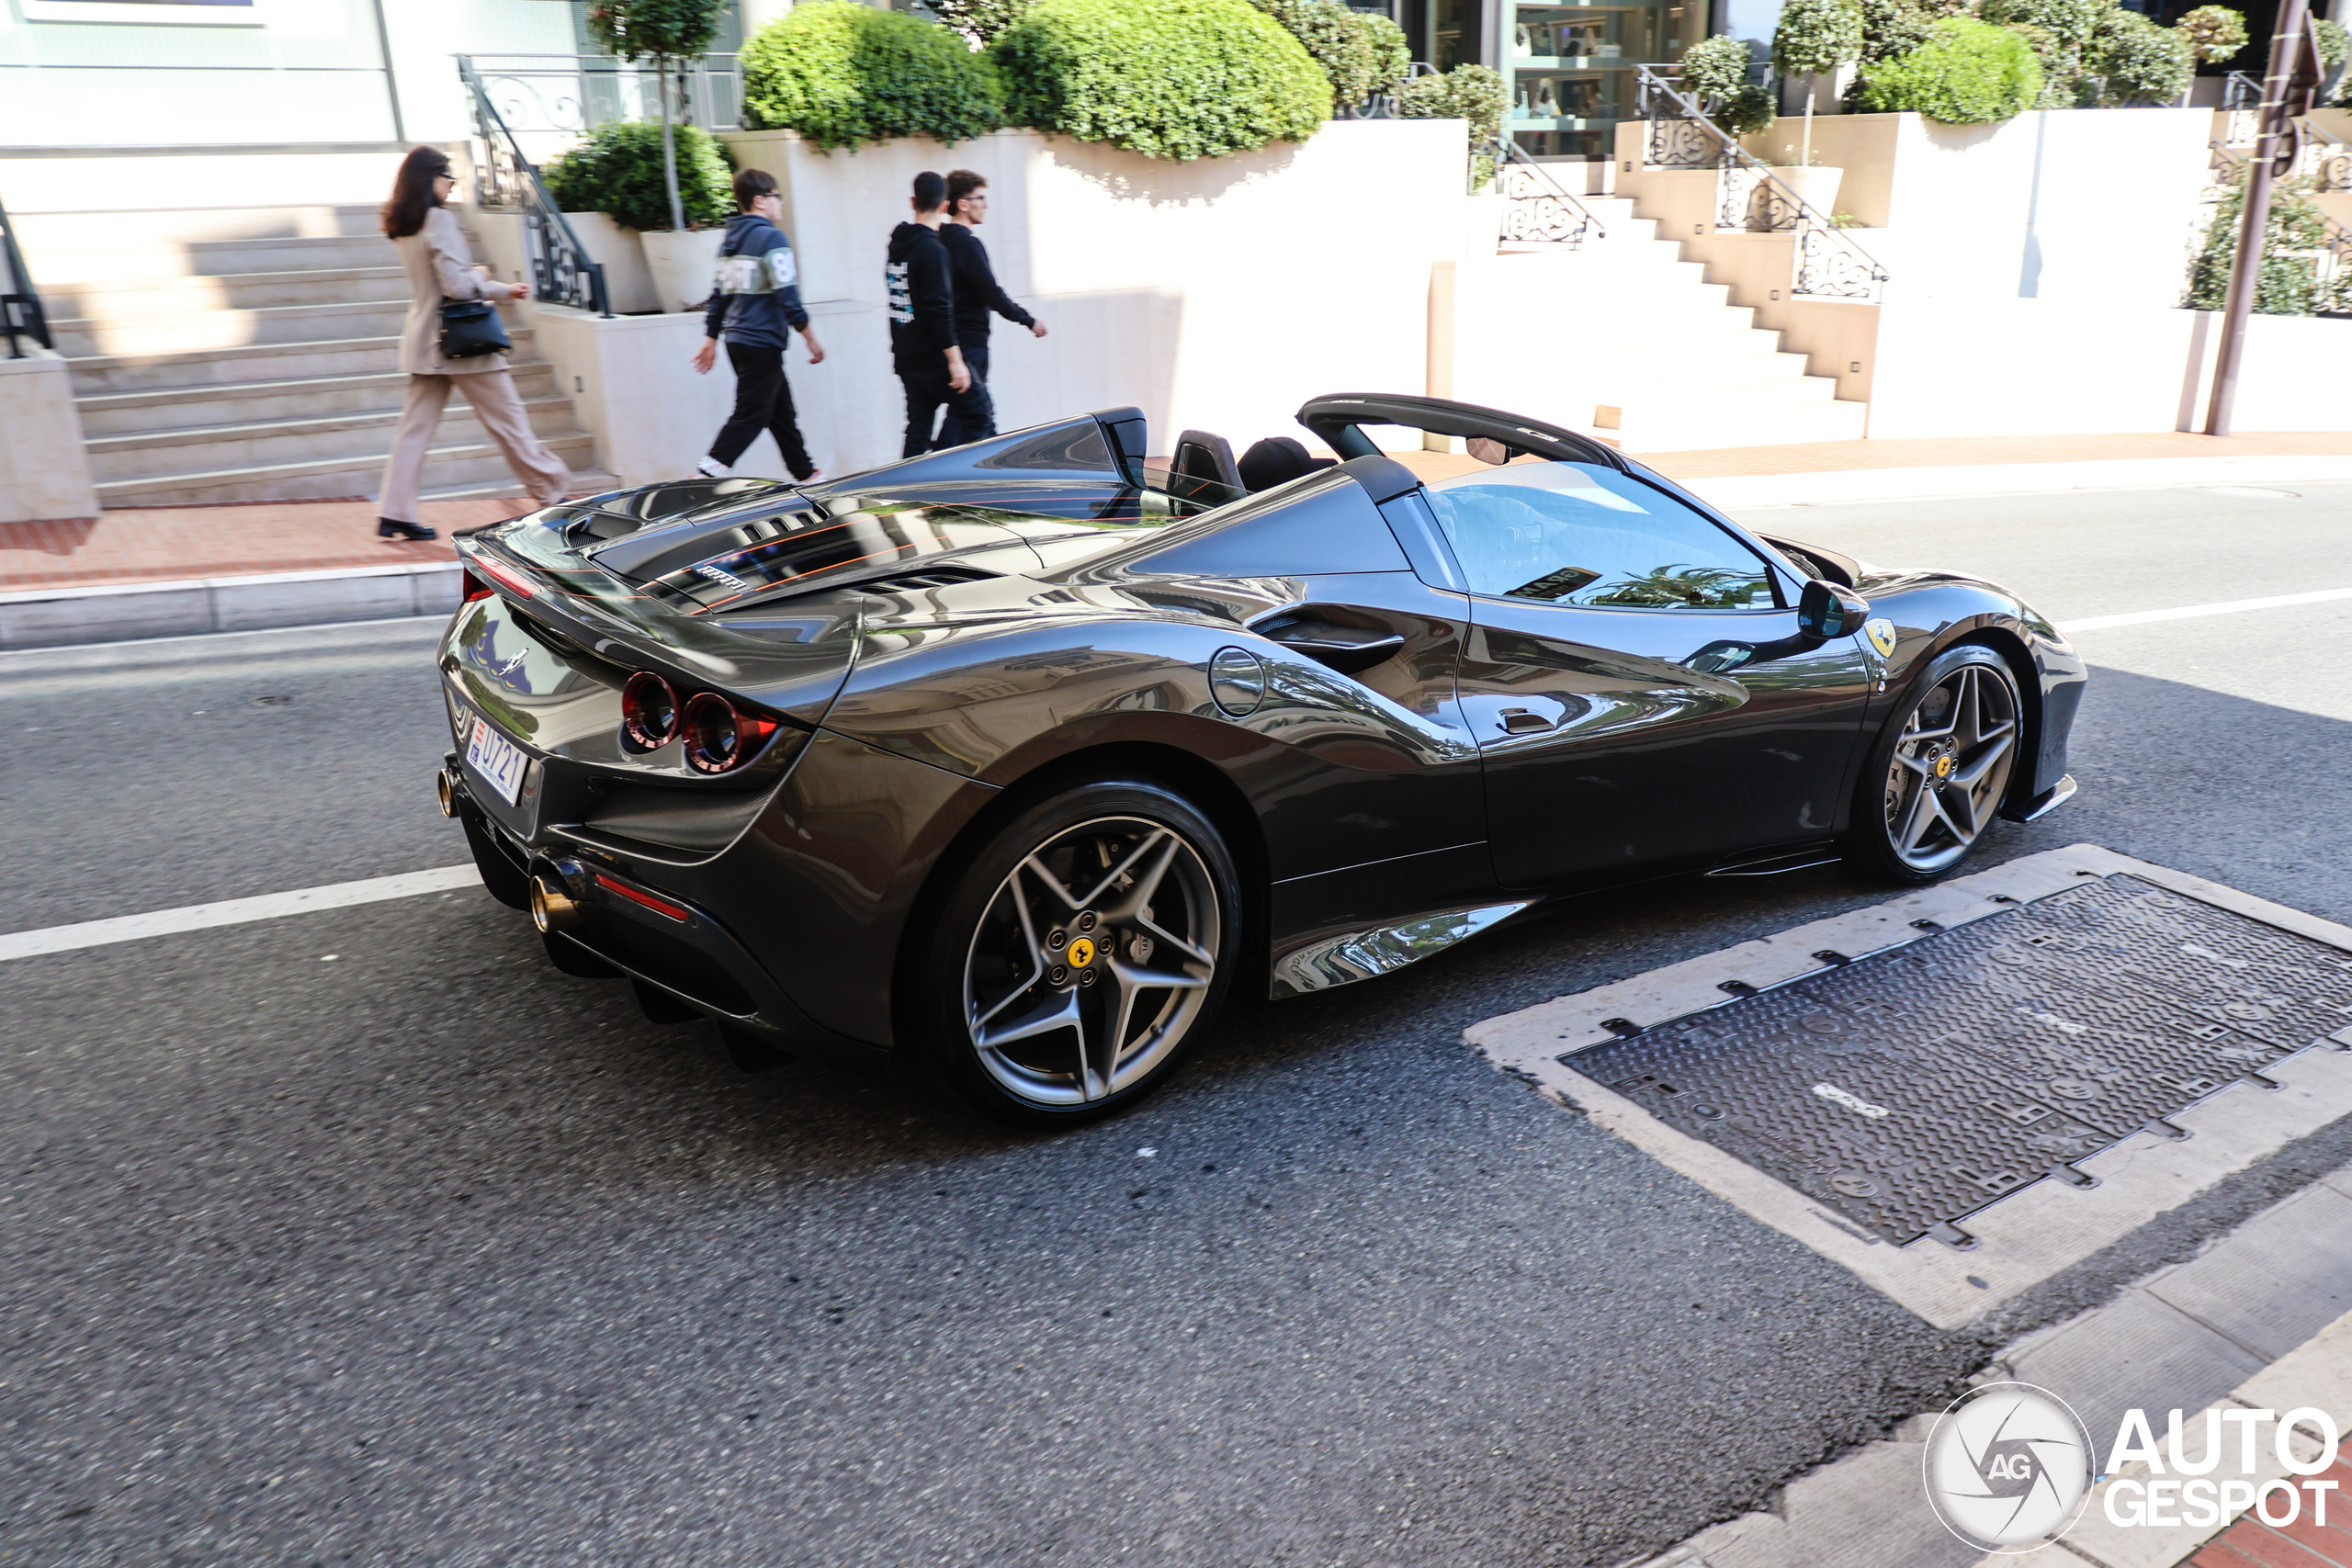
[438,297,511,360]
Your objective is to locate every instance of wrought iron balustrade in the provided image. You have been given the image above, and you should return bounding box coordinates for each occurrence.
[1630,64,1889,302]
[0,189,50,359]
[1487,140,1607,248]
[457,57,612,319]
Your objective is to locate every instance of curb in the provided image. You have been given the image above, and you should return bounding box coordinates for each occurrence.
[0,560,460,649]
[1634,1161,2352,1568]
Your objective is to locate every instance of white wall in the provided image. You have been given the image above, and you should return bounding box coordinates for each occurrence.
[605,119,1470,479]
[0,349,98,524]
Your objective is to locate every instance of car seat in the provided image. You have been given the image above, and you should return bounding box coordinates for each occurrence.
[1170,429,1243,494]
[1237,435,1336,493]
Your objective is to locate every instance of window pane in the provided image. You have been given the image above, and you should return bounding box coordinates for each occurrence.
[1423,462,1778,610]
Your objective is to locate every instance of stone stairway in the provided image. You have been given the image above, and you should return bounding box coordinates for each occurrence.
[1459,193,1867,452]
[15,201,611,509]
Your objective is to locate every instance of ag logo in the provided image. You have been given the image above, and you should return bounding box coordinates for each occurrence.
[1922,1382,2094,1552]
[1864,617,1899,658]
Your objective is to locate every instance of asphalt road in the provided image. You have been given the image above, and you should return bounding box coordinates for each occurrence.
[5,478,2350,1567]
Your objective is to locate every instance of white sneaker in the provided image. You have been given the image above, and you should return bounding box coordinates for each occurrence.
[696,457,731,479]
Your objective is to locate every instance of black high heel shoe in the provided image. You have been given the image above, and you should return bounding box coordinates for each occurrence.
[378,518,437,542]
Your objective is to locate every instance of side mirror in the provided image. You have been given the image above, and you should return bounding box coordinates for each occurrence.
[1797,578,1870,640]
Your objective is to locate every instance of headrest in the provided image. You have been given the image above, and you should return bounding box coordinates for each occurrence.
[1237,436,1335,494]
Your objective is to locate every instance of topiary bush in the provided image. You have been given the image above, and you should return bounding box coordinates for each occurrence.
[544,118,735,231]
[1720,81,1780,132]
[1251,0,1382,107]
[2187,175,2327,315]
[1853,17,2043,121]
[1395,62,1507,188]
[1359,10,1412,101]
[2172,4,2247,64]
[741,1,1005,151]
[2086,7,2191,105]
[992,0,1330,160]
[1679,33,1758,101]
[1774,0,1864,80]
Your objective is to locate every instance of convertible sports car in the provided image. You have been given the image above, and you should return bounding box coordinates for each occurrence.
[435,393,2085,1125]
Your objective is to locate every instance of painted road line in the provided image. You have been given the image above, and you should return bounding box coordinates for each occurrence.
[2059,585,2352,635]
[0,865,482,964]
[1465,844,2352,1330]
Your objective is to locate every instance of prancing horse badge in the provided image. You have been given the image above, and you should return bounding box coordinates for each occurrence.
[1863,618,1898,658]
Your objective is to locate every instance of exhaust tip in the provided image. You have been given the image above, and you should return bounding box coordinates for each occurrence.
[435,768,459,818]
[529,874,581,934]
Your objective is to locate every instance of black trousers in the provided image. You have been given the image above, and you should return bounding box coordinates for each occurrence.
[899,357,992,457]
[935,343,996,449]
[709,341,813,479]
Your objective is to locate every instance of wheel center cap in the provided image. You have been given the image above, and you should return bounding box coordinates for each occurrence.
[1067,937,1096,968]
[1934,754,1954,780]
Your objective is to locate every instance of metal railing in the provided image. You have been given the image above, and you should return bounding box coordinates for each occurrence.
[2321,216,2352,314]
[460,51,743,169]
[1632,65,1890,302]
[0,189,51,359]
[458,56,612,319]
[1488,140,1607,247]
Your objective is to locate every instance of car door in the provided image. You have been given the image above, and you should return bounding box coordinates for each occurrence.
[1414,459,1875,890]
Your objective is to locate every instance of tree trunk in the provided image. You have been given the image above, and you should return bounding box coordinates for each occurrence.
[1801,73,1815,166]
[659,54,685,232]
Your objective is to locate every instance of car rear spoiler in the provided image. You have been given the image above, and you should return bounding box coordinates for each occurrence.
[1295,393,1628,472]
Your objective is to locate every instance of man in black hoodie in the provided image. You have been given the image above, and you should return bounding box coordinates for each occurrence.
[886,171,974,457]
[692,168,824,482]
[936,169,1048,448]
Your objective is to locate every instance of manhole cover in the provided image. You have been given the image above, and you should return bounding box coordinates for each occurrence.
[1563,874,2352,1247]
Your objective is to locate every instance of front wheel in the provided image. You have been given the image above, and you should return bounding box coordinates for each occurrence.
[1847,645,2024,884]
[910,781,1240,1129]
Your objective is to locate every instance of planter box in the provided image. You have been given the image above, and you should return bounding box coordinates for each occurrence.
[561,211,657,315]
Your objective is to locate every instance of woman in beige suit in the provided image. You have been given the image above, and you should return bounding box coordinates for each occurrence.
[375,146,571,542]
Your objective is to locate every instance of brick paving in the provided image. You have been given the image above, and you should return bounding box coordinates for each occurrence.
[2188,1458,2352,1568]
[7,430,2352,596]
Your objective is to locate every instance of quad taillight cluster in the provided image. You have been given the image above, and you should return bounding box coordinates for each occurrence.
[620,671,778,774]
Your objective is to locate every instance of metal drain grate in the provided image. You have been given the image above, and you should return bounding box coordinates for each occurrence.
[1566,874,2352,1247]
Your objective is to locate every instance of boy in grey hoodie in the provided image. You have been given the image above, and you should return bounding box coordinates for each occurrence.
[692,168,825,482]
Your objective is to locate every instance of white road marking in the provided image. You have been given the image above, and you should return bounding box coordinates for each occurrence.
[0,865,481,964]
[2057,585,2352,634]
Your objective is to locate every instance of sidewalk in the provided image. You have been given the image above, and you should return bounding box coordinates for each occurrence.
[6,431,2352,649]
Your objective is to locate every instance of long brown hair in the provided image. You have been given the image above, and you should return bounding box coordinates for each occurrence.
[381,146,451,240]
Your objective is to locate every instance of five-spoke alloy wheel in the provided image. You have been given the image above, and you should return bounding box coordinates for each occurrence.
[1849,645,2024,883]
[915,781,1238,1126]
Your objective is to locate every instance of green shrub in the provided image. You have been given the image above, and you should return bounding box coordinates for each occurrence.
[1774,0,1864,78]
[586,0,729,61]
[2172,4,2247,63]
[1251,0,1393,107]
[544,118,735,231]
[741,2,1004,151]
[1679,33,1758,101]
[1721,81,1780,132]
[1976,0,2109,51]
[1360,11,1412,99]
[1859,0,1937,62]
[2317,17,2348,70]
[2086,7,2190,105]
[1853,17,2043,121]
[993,0,1329,160]
[2186,176,2328,316]
[1396,62,1507,188]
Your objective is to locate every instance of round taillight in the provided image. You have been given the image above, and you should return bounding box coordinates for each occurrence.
[682,692,776,774]
[620,671,681,750]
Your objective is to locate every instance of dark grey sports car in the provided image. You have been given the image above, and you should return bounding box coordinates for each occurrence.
[435,393,2084,1124]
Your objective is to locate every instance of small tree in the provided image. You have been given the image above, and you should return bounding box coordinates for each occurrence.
[1396,63,1508,188]
[1774,0,1862,164]
[2173,4,2248,64]
[1851,17,2041,120]
[2086,7,2191,105]
[586,0,730,233]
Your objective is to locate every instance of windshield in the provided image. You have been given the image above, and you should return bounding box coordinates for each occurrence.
[1423,461,1780,611]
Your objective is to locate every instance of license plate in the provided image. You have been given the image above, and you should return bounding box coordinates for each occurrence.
[464,714,530,807]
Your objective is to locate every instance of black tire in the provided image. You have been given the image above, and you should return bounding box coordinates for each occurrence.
[910,778,1241,1130]
[1847,643,2025,886]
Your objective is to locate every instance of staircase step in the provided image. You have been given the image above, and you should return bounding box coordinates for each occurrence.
[423,469,626,506]
[50,298,414,357]
[63,329,538,394]
[85,394,585,482]
[94,429,602,508]
[74,363,557,435]
[28,232,401,286]
[13,203,384,255]
[41,265,410,319]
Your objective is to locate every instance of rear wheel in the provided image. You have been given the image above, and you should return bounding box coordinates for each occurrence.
[913,781,1238,1128]
[1848,645,2023,884]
